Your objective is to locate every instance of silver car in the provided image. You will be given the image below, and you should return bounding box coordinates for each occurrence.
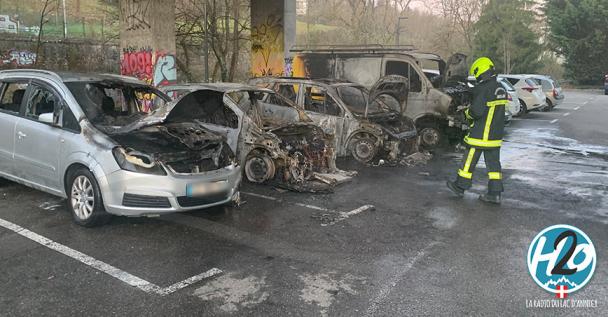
[0,70,241,226]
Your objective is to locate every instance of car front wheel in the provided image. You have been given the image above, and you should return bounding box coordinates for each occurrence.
[67,167,111,227]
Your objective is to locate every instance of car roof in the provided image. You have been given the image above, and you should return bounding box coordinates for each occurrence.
[0,69,146,85]
[250,76,362,88]
[163,82,273,94]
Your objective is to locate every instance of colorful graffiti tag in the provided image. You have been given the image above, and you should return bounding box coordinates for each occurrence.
[1,49,37,66]
[120,47,176,86]
[120,47,176,112]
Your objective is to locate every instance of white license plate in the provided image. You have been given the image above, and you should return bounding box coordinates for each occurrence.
[186,180,228,197]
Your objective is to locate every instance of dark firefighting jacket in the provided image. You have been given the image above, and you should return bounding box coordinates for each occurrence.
[464,75,508,148]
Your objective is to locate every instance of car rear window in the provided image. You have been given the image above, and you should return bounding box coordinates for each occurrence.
[505,77,519,85]
[500,79,516,91]
[525,79,538,87]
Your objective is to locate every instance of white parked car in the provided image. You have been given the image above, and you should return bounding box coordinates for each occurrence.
[526,75,565,110]
[498,78,522,117]
[499,75,547,113]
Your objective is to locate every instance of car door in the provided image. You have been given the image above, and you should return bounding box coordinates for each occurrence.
[0,80,29,176]
[13,81,64,192]
[382,59,427,119]
[300,84,347,151]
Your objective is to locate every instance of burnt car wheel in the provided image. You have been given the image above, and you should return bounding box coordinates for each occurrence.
[349,136,378,163]
[419,127,442,149]
[66,167,111,227]
[245,151,276,183]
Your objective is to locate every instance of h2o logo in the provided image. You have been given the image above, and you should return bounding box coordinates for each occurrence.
[527,225,596,296]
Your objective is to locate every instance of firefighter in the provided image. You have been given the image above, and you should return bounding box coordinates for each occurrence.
[446,57,507,204]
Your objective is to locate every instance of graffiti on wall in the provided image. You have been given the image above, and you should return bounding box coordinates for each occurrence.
[1,49,36,66]
[120,0,152,31]
[251,0,284,77]
[283,57,293,77]
[120,47,176,86]
[121,47,176,112]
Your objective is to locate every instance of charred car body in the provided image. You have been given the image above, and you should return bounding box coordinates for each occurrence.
[161,83,352,192]
[0,70,241,226]
[248,76,419,165]
[290,45,471,148]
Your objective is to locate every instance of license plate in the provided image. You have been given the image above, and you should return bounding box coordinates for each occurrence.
[186,180,228,197]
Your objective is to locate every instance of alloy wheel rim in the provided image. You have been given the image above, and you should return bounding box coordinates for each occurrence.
[71,176,94,220]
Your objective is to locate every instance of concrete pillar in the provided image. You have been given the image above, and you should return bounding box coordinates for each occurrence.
[119,0,177,87]
[251,0,296,77]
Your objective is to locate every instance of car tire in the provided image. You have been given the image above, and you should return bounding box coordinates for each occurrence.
[66,167,111,227]
[349,134,378,164]
[544,98,553,111]
[244,150,276,183]
[518,99,528,116]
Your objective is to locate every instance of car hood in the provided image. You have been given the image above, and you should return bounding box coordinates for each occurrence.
[113,90,226,134]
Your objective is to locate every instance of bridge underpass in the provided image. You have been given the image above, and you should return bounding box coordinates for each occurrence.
[118,0,296,86]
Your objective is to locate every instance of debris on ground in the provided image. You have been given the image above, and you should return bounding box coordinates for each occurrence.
[400,151,433,167]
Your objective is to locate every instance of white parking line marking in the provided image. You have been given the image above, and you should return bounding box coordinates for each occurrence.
[241,191,374,224]
[242,191,331,212]
[364,241,440,317]
[0,218,221,296]
[550,119,559,124]
[563,112,570,117]
[574,106,580,110]
[323,205,375,226]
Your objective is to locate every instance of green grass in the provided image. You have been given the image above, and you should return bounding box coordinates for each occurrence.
[296,20,339,35]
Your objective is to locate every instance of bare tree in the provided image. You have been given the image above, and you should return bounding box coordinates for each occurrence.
[435,0,487,52]
[35,0,56,66]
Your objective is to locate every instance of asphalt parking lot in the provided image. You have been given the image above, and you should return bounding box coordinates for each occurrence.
[1,90,607,316]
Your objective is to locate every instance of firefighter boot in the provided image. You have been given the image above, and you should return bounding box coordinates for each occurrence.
[446,180,465,198]
[479,193,501,205]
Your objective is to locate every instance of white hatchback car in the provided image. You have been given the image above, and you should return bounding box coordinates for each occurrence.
[499,75,547,113]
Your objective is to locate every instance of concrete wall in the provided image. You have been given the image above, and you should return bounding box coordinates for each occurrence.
[119,0,177,86]
[0,35,119,73]
[251,0,296,77]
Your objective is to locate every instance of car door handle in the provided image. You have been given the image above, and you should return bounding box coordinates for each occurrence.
[17,131,27,139]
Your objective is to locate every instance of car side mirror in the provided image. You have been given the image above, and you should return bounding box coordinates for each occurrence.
[38,112,54,124]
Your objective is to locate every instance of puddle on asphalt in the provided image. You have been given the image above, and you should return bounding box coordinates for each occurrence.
[298,272,362,317]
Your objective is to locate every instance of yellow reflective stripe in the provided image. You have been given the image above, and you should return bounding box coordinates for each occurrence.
[488,172,502,180]
[463,147,476,172]
[483,106,496,141]
[458,169,472,179]
[464,136,502,147]
[487,100,508,107]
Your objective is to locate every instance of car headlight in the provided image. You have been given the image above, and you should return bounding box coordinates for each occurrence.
[112,147,166,175]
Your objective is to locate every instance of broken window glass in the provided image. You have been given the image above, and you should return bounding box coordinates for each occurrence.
[304,86,341,116]
[385,61,422,92]
[66,81,168,127]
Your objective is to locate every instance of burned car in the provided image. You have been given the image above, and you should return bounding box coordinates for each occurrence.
[248,76,420,165]
[0,70,241,227]
[161,83,353,192]
[290,45,471,148]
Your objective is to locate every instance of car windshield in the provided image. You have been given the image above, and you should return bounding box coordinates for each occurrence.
[336,85,385,115]
[525,78,538,87]
[66,81,169,129]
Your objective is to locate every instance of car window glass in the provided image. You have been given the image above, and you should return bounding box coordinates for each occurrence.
[24,84,61,124]
[277,84,300,103]
[265,92,293,108]
[541,80,552,90]
[304,86,341,116]
[500,79,516,91]
[506,78,519,85]
[62,106,80,132]
[337,85,369,114]
[385,61,422,92]
[0,81,29,114]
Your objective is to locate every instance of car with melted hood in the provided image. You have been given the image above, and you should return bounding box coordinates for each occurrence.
[248,76,419,165]
[161,83,352,193]
[0,70,241,226]
[290,46,471,148]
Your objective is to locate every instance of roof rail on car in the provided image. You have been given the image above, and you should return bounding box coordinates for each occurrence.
[0,68,62,81]
[290,44,417,54]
